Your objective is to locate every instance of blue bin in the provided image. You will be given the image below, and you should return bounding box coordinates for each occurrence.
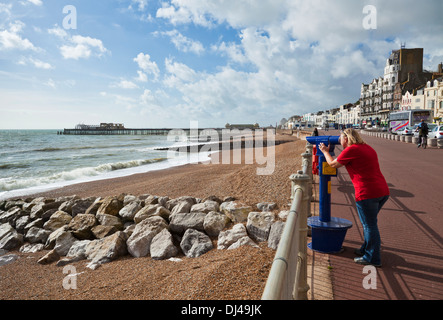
[308,217,353,253]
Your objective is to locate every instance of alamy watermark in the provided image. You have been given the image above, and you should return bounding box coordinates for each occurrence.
[362,265,377,290]
[62,265,78,290]
[63,5,77,30]
[166,121,276,176]
[363,5,377,30]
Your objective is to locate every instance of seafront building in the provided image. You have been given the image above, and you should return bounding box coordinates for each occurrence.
[288,48,443,129]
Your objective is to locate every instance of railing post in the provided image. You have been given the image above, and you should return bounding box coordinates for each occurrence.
[290,171,311,300]
[301,149,313,217]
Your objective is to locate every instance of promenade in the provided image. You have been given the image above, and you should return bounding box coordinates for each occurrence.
[308,130,443,300]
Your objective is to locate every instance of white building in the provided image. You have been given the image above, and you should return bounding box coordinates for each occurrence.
[410,88,426,110]
[401,91,413,110]
[424,78,443,121]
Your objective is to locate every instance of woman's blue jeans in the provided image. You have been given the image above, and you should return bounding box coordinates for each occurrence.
[356,195,389,265]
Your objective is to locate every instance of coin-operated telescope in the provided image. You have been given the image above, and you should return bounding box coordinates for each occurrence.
[305,136,352,253]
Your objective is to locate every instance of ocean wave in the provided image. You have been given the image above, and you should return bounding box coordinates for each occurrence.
[0,163,31,170]
[0,157,167,192]
[2,142,160,156]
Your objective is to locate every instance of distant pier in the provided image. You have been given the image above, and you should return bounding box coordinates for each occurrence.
[60,123,223,136]
[61,128,180,135]
[59,123,271,136]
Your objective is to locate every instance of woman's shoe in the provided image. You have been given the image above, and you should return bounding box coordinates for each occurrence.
[354,257,382,268]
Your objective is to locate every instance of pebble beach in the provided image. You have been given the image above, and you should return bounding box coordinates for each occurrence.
[0,134,308,300]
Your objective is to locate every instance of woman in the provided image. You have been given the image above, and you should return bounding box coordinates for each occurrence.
[319,129,389,267]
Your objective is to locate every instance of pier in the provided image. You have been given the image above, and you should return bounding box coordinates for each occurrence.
[59,123,273,136]
[61,128,181,135]
[60,123,225,136]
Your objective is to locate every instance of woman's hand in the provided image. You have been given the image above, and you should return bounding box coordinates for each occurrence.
[319,143,330,153]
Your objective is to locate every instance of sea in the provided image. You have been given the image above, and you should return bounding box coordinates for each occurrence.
[0,130,213,201]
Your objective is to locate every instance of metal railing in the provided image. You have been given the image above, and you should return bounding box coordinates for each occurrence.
[262,144,313,300]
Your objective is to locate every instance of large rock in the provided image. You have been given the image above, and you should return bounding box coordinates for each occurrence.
[25,227,51,244]
[91,225,117,239]
[38,249,60,265]
[45,226,69,250]
[0,223,23,251]
[133,204,170,224]
[30,200,64,220]
[43,211,72,231]
[123,195,138,206]
[67,240,91,260]
[217,223,249,250]
[170,201,193,215]
[97,196,123,216]
[203,211,230,237]
[84,198,102,215]
[150,229,178,260]
[57,240,91,266]
[142,195,159,206]
[0,207,26,226]
[220,201,252,223]
[0,223,14,240]
[15,215,31,234]
[96,213,123,230]
[68,214,97,239]
[71,198,95,217]
[191,200,219,214]
[227,236,259,250]
[22,197,44,212]
[246,211,275,242]
[0,254,19,267]
[30,202,45,220]
[180,229,213,258]
[119,200,142,222]
[19,243,45,253]
[256,202,277,212]
[169,211,207,235]
[54,231,76,256]
[268,221,285,250]
[23,218,44,234]
[126,216,168,258]
[85,231,128,266]
[57,195,80,214]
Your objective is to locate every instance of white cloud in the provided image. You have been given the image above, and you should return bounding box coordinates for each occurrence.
[131,0,148,11]
[60,35,108,60]
[113,79,139,89]
[27,0,43,6]
[17,56,53,69]
[48,25,68,39]
[212,41,247,64]
[45,78,56,88]
[156,0,287,28]
[135,70,148,82]
[153,0,443,124]
[162,29,204,55]
[163,57,197,87]
[133,53,160,80]
[331,50,378,79]
[0,21,37,51]
[0,3,12,18]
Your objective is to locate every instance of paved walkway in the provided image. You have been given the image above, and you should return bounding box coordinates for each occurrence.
[308,131,443,300]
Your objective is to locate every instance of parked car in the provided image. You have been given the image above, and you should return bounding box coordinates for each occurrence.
[428,125,443,139]
[397,127,414,135]
[413,124,437,138]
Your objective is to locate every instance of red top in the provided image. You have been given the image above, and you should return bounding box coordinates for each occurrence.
[337,144,389,202]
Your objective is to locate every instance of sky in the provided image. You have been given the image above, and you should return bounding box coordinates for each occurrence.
[0,0,442,129]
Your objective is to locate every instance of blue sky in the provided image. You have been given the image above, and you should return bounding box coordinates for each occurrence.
[1,0,442,129]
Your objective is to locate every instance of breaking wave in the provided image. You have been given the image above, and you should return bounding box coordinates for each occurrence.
[0,158,168,193]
